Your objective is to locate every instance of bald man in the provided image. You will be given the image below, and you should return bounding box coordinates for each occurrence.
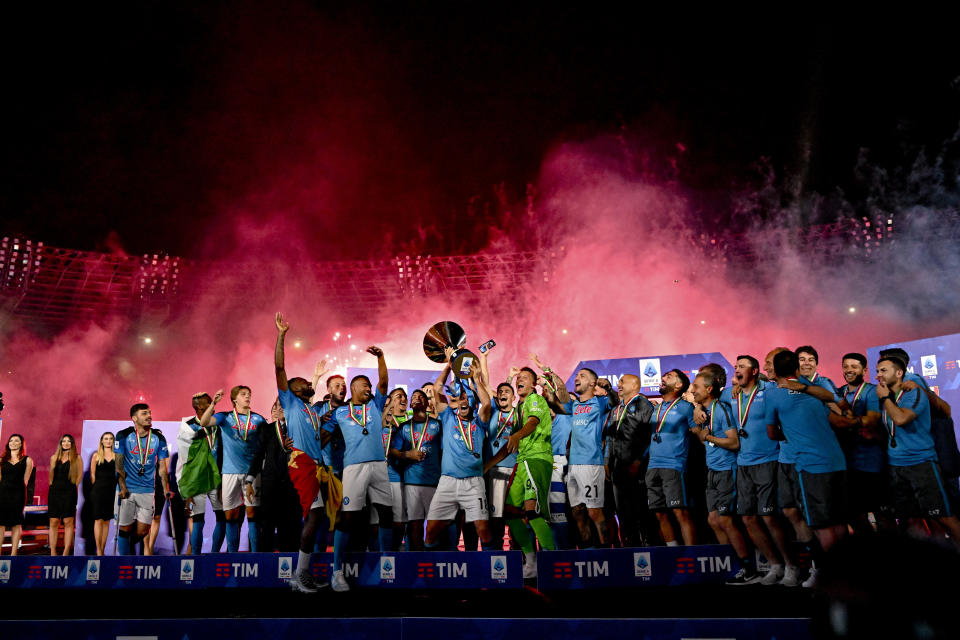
[606,374,655,547]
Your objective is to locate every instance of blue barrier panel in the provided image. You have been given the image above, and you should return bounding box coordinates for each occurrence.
[0,551,523,589]
[537,545,743,589]
[0,617,812,640]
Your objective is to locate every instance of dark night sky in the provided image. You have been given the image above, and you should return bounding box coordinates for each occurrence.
[1,5,957,258]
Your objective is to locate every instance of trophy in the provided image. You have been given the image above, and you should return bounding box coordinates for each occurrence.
[423,321,477,380]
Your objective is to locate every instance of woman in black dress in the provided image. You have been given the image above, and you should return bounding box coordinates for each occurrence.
[89,432,117,556]
[0,434,34,555]
[48,434,82,555]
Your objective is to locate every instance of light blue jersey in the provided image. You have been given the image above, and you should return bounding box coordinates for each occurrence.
[648,399,696,472]
[331,389,390,468]
[214,411,267,475]
[563,395,611,465]
[764,382,846,473]
[438,407,486,478]
[115,427,169,494]
[721,381,779,466]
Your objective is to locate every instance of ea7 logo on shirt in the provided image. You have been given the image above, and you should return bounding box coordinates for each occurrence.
[380,556,396,581]
[216,561,258,578]
[278,557,293,580]
[633,552,651,578]
[0,560,10,582]
[180,559,194,582]
[86,559,100,582]
[490,555,508,582]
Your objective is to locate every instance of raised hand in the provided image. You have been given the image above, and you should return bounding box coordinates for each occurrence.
[508,366,521,379]
[367,346,384,358]
[213,389,224,405]
[275,312,289,335]
[528,353,546,369]
[314,360,328,379]
[443,346,455,362]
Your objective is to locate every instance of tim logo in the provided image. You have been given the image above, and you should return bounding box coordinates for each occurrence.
[676,557,696,574]
[0,560,10,582]
[553,560,608,578]
[180,559,194,582]
[278,557,293,580]
[922,355,938,377]
[216,562,258,578]
[380,556,396,581]
[86,559,100,582]
[120,565,161,580]
[417,561,467,578]
[633,552,651,578]
[491,555,508,581]
[315,562,357,580]
[26,565,42,579]
[677,555,732,574]
[37,565,69,580]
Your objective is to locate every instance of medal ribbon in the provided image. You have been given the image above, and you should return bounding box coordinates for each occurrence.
[275,421,286,449]
[736,384,759,427]
[846,381,867,409]
[382,423,392,460]
[654,398,681,435]
[455,414,475,454]
[616,394,641,432]
[349,402,368,427]
[135,428,151,472]
[494,408,515,441]
[412,419,429,451]
[201,420,216,451]
[882,389,905,441]
[303,401,321,438]
[233,409,252,441]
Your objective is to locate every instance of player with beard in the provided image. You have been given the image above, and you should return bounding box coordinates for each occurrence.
[378,388,410,550]
[199,385,266,553]
[875,356,960,546]
[176,392,226,555]
[275,313,333,592]
[832,353,889,532]
[247,398,302,551]
[722,356,797,586]
[533,355,617,547]
[399,389,441,550]
[646,369,698,546]
[310,367,347,552]
[606,374,655,547]
[766,349,848,588]
[486,366,557,577]
[689,368,761,584]
[326,346,391,592]
[424,360,495,551]
[115,404,173,555]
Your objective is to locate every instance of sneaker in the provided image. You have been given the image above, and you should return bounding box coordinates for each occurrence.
[331,569,350,592]
[801,567,818,589]
[725,567,762,585]
[761,564,785,586]
[780,565,800,587]
[290,570,319,593]
[522,551,537,579]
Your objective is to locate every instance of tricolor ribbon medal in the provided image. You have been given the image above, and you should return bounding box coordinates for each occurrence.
[350,402,369,434]
[736,384,759,436]
[136,428,151,476]
[412,419,429,452]
[233,410,253,441]
[883,389,905,448]
[456,414,480,458]
[304,401,321,441]
[653,398,680,443]
[493,408,514,449]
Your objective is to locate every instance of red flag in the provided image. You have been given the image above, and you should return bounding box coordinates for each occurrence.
[287,448,320,519]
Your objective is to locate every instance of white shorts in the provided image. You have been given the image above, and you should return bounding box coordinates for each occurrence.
[427,476,489,522]
[550,455,569,523]
[310,484,325,511]
[370,481,405,524]
[341,461,392,512]
[221,473,261,511]
[404,484,437,521]
[486,466,514,518]
[187,488,222,516]
[118,492,155,526]
[567,464,605,509]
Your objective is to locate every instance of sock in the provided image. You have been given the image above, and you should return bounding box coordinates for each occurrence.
[333,528,350,571]
[507,519,534,554]
[667,540,679,547]
[212,515,226,552]
[247,518,259,552]
[226,521,241,553]
[190,521,204,555]
[740,553,756,574]
[117,530,131,555]
[527,516,556,551]
[296,550,311,576]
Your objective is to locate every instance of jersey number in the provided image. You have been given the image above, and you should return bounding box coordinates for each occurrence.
[585,484,599,498]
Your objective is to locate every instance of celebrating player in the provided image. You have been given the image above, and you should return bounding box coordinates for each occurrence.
[400,389,442,550]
